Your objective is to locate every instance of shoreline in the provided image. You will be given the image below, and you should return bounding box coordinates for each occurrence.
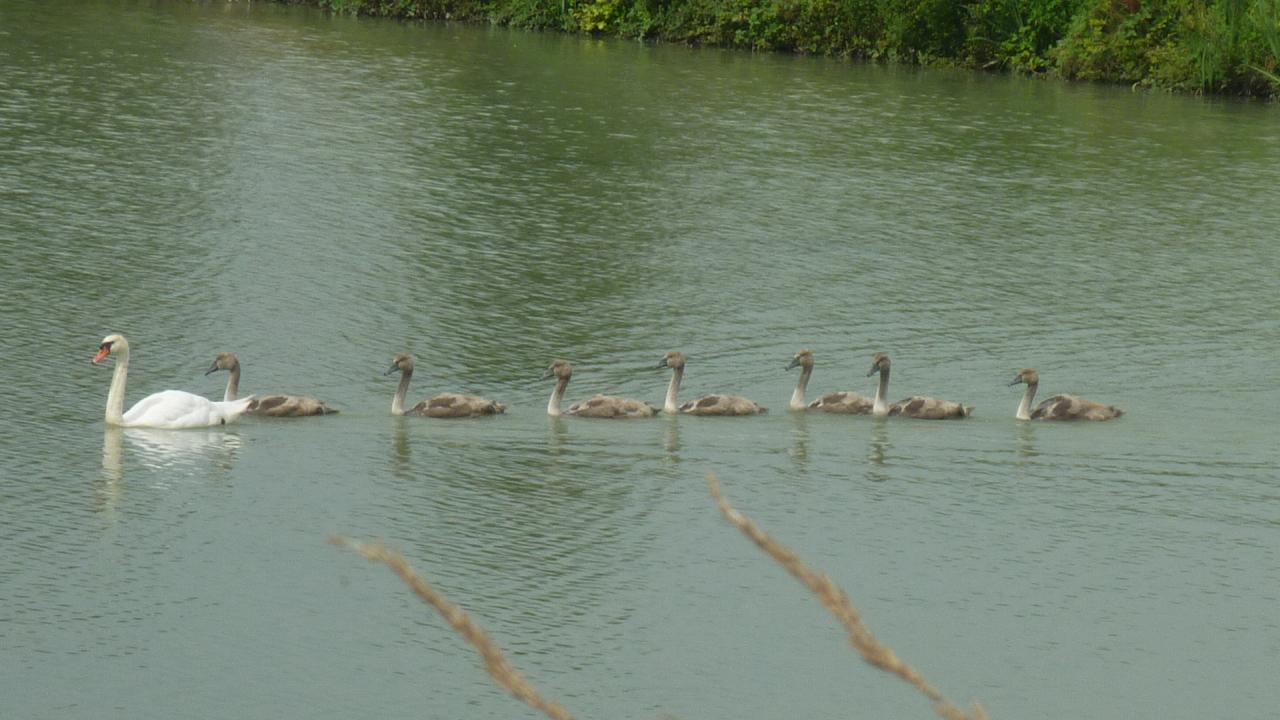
[275,0,1280,99]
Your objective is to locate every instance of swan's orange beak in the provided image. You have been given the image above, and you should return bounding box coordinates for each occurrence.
[92,346,110,364]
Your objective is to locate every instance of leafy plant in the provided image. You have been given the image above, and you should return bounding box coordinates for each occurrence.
[291,0,1280,96]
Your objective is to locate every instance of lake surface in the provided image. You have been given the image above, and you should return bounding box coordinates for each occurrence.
[2,2,1278,719]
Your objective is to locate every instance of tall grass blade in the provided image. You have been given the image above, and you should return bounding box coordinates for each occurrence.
[707,473,988,720]
[330,536,577,720]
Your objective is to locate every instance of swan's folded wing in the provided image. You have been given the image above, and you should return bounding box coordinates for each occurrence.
[249,394,336,417]
[568,394,657,418]
[415,393,504,418]
[1032,394,1122,420]
[809,391,873,414]
[122,390,252,428]
[681,394,767,416]
[890,395,970,419]
[122,390,206,427]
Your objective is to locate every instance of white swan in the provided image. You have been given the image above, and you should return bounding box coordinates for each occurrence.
[659,351,766,416]
[1010,368,1124,421]
[542,359,657,418]
[205,352,336,417]
[92,334,254,429]
[787,348,873,413]
[385,354,506,418]
[867,352,971,419]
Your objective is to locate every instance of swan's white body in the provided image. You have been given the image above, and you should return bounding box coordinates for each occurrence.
[94,335,253,429]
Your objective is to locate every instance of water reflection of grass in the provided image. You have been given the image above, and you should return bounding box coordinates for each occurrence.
[333,473,988,720]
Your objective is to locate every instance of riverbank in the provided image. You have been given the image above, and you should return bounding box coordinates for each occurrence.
[281,0,1279,97]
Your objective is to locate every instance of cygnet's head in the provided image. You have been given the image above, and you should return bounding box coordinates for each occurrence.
[542,359,572,381]
[787,348,813,371]
[658,351,686,370]
[385,354,415,376]
[205,352,241,376]
[867,352,890,377]
[1009,368,1040,386]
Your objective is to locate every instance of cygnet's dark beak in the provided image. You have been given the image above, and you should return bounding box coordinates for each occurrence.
[204,362,220,376]
[657,358,669,369]
[540,368,555,380]
[384,363,400,376]
[786,358,801,371]
[1008,376,1024,386]
[866,365,878,377]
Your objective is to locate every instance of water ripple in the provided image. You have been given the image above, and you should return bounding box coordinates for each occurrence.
[3,6,1279,720]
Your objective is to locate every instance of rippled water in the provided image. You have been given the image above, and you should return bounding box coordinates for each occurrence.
[2,2,1278,719]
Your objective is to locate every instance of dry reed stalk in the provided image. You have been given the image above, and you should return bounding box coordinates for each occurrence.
[329,536,576,720]
[706,474,989,720]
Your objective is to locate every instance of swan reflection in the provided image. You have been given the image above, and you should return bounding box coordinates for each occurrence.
[390,418,412,480]
[98,426,242,504]
[122,427,243,472]
[546,415,569,453]
[787,410,809,466]
[102,426,124,482]
[1016,420,1039,461]
[98,426,125,515]
[662,415,681,462]
[866,419,891,482]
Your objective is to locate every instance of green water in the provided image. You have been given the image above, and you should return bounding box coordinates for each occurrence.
[2,2,1278,719]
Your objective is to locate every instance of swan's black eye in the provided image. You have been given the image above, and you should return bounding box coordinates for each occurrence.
[99,342,112,351]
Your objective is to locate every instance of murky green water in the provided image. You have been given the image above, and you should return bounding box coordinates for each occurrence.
[2,2,1278,719]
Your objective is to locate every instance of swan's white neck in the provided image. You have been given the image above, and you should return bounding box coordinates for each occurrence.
[392,367,412,416]
[789,365,812,411]
[663,366,683,414]
[872,366,890,417]
[547,376,568,416]
[1016,382,1037,421]
[105,347,130,426]
[223,362,241,402]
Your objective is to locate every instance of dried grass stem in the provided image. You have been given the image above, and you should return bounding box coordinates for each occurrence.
[330,536,576,720]
[706,474,987,720]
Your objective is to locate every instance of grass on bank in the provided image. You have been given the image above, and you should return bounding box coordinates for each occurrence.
[288,0,1280,97]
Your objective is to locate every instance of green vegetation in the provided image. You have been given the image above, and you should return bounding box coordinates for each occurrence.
[290,0,1280,96]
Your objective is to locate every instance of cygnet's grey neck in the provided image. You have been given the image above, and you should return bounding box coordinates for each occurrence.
[872,366,890,417]
[223,362,242,402]
[392,367,413,416]
[789,365,813,411]
[547,375,569,416]
[1016,381,1037,421]
[663,366,683,414]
